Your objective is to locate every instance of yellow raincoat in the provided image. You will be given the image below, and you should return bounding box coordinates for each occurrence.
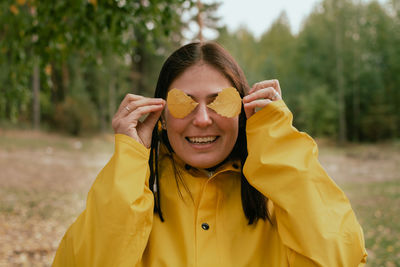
[53,100,367,266]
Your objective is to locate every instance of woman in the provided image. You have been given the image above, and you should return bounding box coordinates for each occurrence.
[53,42,367,266]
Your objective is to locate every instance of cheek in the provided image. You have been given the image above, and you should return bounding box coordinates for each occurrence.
[221,118,239,141]
[165,114,186,139]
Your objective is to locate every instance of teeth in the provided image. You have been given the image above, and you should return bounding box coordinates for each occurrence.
[188,136,217,144]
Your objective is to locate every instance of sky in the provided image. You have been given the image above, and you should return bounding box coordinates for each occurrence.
[211,0,386,38]
[212,0,322,38]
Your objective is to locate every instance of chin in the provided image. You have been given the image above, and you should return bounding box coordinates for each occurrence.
[190,162,216,169]
[183,154,226,169]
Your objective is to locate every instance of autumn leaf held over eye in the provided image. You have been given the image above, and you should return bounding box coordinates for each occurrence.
[167,88,199,118]
[207,87,241,118]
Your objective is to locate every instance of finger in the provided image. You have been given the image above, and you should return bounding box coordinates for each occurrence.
[125,98,165,114]
[244,99,272,119]
[244,99,272,109]
[273,79,282,97]
[244,87,271,103]
[244,106,254,120]
[250,80,274,94]
[125,104,165,123]
[113,103,164,135]
[116,94,144,114]
[268,87,282,101]
[243,87,280,103]
[250,79,281,96]
[141,106,164,132]
[250,79,278,92]
[118,98,165,119]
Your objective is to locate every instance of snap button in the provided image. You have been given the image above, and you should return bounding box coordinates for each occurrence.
[184,164,191,170]
[201,223,210,230]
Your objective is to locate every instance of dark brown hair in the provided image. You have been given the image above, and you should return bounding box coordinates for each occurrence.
[149,42,268,224]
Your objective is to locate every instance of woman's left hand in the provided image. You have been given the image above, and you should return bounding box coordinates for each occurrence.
[243,79,282,119]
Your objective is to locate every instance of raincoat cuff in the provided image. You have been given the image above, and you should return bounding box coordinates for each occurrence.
[114,134,150,159]
[246,99,288,128]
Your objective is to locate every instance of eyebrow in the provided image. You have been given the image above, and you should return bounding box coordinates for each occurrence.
[187,93,219,100]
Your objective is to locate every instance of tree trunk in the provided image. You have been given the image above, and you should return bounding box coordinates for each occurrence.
[131,28,146,95]
[335,0,347,144]
[108,76,116,128]
[352,0,361,142]
[352,68,360,142]
[62,62,70,97]
[32,57,40,130]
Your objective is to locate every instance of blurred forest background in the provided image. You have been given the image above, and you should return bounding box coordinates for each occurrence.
[1,0,400,266]
[1,0,399,142]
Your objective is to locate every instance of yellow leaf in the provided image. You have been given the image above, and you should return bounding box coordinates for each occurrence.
[157,121,162,132]
[10,5,19,15]
[88,0,97,7]
[207,87,242,118]
[44,64,52,76]
[16,0,26,5]
[167,88,198,119]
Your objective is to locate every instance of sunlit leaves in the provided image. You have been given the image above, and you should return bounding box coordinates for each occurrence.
[0,0,195,123]
[217,0,400,141]
[9,5,19,14]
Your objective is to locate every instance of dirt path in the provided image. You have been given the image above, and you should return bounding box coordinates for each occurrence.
[318,142,400,183]
[0,130,113,266]
[0,130,399,266]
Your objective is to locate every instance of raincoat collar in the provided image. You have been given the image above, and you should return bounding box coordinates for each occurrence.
[159,142,242,179]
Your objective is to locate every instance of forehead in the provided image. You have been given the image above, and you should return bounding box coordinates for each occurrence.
[169,64,232,96]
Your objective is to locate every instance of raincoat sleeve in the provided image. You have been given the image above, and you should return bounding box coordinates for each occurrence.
[243,100,368,266]
[53,134,154,267]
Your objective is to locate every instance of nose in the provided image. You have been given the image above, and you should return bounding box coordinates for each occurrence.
[192,103,212,127]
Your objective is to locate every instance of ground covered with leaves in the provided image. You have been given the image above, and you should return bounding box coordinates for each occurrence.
[0,130,399,266]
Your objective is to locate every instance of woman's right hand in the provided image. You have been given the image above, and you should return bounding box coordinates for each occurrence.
[112,94,165,148]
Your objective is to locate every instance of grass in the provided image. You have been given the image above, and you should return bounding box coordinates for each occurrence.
[0,129,114,153]
[341,180,400,266]
[0,129,399,266]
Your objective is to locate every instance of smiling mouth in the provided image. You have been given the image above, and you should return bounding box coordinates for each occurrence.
[186,136,219,144]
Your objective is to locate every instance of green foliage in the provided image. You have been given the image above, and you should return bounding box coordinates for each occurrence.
[0,0,196,134]
[360,99,397,141]
[1,0,399,141]
[53,95,98,136]
[297,85,338,137]
[217,0,400,142]
[218,26,261,84]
